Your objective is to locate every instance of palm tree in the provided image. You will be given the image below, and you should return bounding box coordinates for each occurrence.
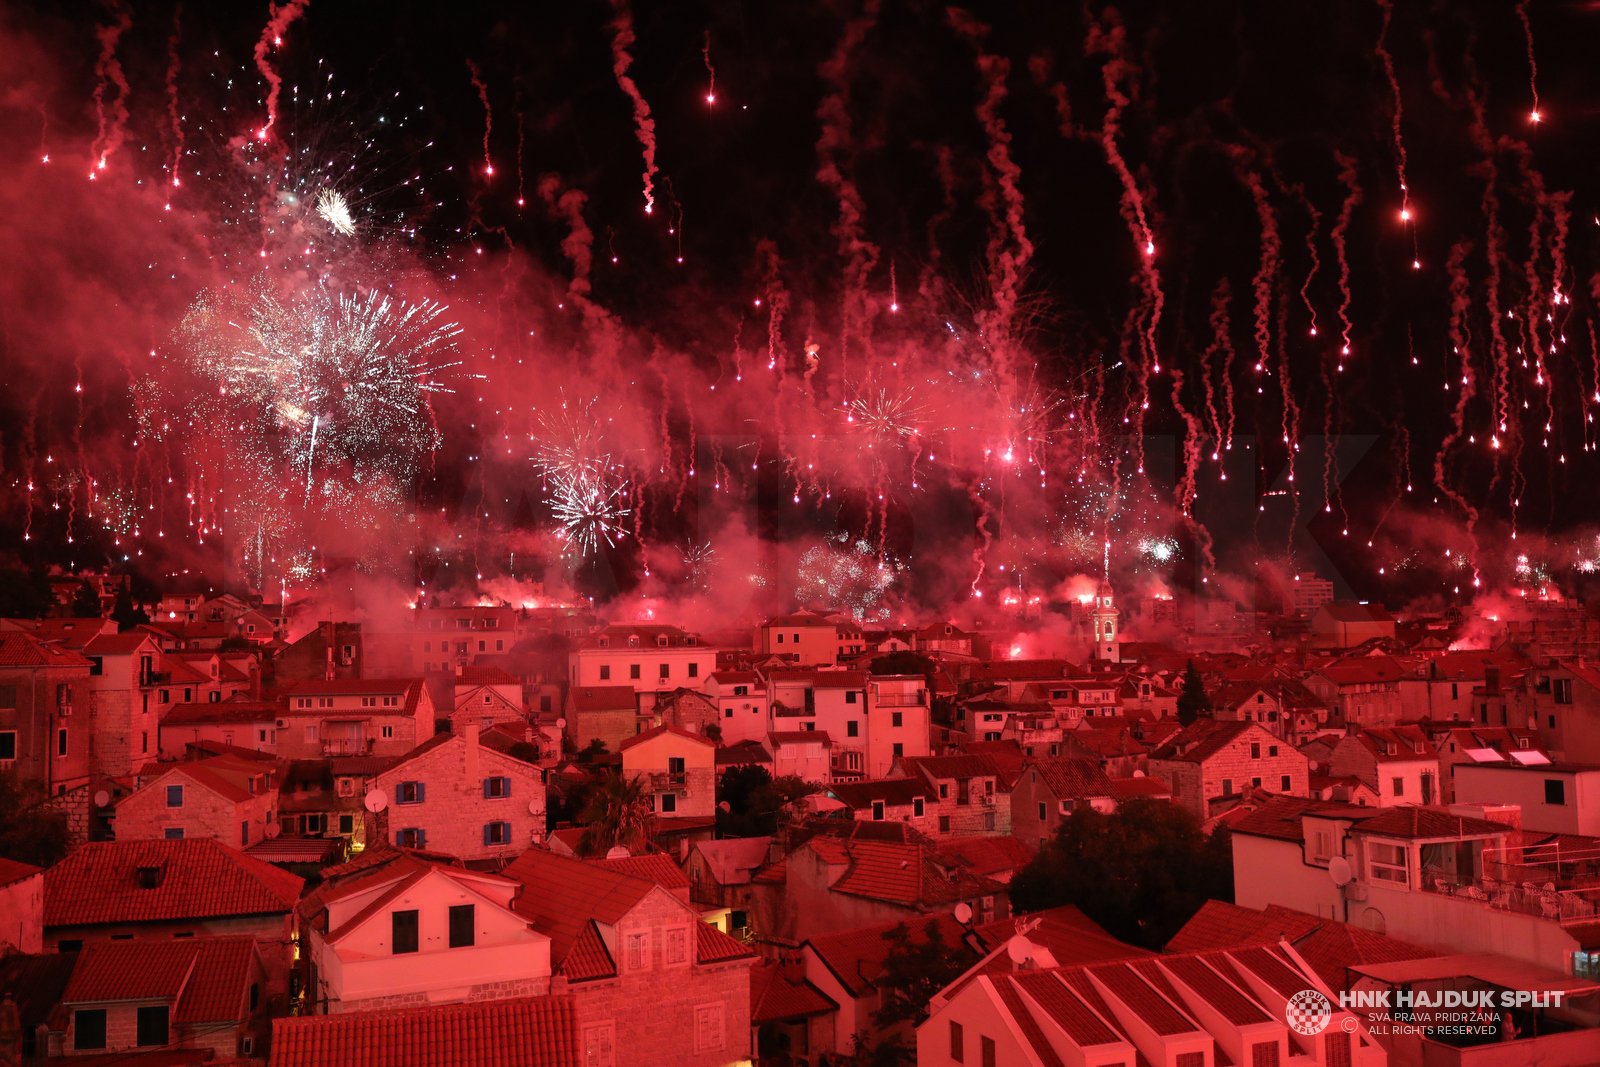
[577,771,653,856]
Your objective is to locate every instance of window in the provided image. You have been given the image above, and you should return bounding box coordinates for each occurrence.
[1251,742,1261,759]
[1281,775,1292,791]
[338,814,354,835]
[449,904,476,947]
[693,1003,725,1052]
[1554,678,1574,705]
[484,821,512,846]
[484,776,512,799]
[981,1035,996,1067]
[599,665,611,680]
[136,1005,169,1047]
[1252,777,1262,788]
[1368,841,1409,885]
[892,712,903,727]
[1038,802,1047,821]
[847,720,859,738]
[1545,779,1567,805]
[0,731,15,762]
[304,724,318,743]
[396,828,426,848]
[241,820,250,846]
[724,708,733,719]
[659,664,670,680]
[871,800,886,821]
[56,728,67,757]
[776,633,784,644]
[892,742,903,757]
[629,664,641,680]
[1269,745,1279,756]
[665,927,688,965]
[659,794,677,814]
[733,685,749,697]
[396,781,425,804]
[939,815,951,832]
[845,691,858,705]
[381,724,394,739]
[0,685,15,709]
[951,1021,965,1062]
[166,784,184,807]
[1222,778,1233,797]
[1391,777,1404,797]
[582,1022,617,1067]
[73,1009,107,1050]
[913,797,925,817]
[688,663,698,678]
[392,909,420,953]
[626,931,650,971]
[163,827,184,840]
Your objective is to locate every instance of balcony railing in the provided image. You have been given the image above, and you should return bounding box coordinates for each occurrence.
[322,738,375,757]
[648,771,688,793]
[1421,867,1600,923]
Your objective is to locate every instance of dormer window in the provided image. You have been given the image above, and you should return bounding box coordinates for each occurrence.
[628,636,640,648]
[657,635,669,647]
[598,637,610,648]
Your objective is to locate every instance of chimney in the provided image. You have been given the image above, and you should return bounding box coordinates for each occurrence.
[781,948,806,984]
[465,722,481,781]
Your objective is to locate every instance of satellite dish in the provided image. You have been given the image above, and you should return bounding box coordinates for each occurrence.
[1006,936,1037,966]
[528,797,543,815]
[265,823,281,839]
[1328,856,1354,886]
[364,789,388,813]
[605,845,631,860]
[93,790,111,808]
[952,902,973,925]
[555,718,567,731]
[1131,769,1146,779]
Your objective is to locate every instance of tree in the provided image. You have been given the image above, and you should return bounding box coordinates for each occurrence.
[873,920,975,1027]
[574,738,610,766]
[110,587,150,631]
[716,765,811,837]
[1177,659,1212,727]
[0,773,71,868]
[1008,798,1233,949]
[69,581,102,619]
[577,771,653,856]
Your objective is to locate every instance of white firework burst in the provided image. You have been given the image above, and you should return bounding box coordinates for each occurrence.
[843,388,928,442]
[531,393,614,479]
[549,473,630,557]
[316,188,357,236]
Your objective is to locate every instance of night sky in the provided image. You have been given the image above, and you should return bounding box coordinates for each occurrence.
[2,0,1599,622]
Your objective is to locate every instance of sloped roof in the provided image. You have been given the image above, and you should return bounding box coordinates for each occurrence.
[1164,900,1323,954]
[826,777,929,810]
[807,835,999,908]
[1026,757,1115,800]
[807,913,973,997]
[0,951,77,1033]
[0,856,42,889]
[1148,718,1255,763]
[934,835,1035,879]
[750,960,837,1023]
[62,935,256,1023]
[1107,776,1172,799]
[1350,807,1509,840]
[898,754,1001,782]
[270,993,580,1067]
[691,837,772,886]
[0,630,92,668]
[569,685,637,712]
[160,700,281,726]
[592,852,690,891]
[715,740,773,766]
[44,839,303,928]
[1226,796,1370,842]
[618,722,715,752]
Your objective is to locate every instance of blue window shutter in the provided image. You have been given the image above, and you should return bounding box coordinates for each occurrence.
[416,829,426,849]
[482,778,492,799]
[416,782,426,803]
[483,823,493,846]
[501,777,511,798]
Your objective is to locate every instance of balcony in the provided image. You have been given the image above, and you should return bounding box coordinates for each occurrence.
[874,692,927,708]
[322,738,375,757]
[648,771,688,793]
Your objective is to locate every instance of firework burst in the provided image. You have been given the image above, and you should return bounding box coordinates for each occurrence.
[843,387,929,442]
[549,472,630,557]
[531,393,614,479]
[315,188,357,236]
[795,534,905,621]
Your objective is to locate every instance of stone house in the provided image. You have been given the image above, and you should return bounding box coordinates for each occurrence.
[372,725,547,860]
[1008,757,1117,848]
[820,777,935,834]
[0,630,94,794]
[620,723,717,821]
[1328,725,1442,806]
[1147,719,1311,819]
[276,678,434,760]
[567,684,640,754]
[894,754,1010,837]
[114,753,279,847]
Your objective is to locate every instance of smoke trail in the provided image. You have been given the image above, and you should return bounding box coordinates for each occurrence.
[607,0,660,214]
[1227,148,1280,383]
[1027,52,1074,139]
[702,30,716,104]
[1292,183,1322,339]
[1515,1,1540,122]
[89,2,132,176]
[815,0,883,373]
[252,0,309,144]
[917,145,957,305]
[1373,1,1412,222]
[466,59,494,178]
[1435,241,1481,567]
[1330,152,1362,373]
[164,4,184,194]
[536,175,600,320]
[948,8,1034,352]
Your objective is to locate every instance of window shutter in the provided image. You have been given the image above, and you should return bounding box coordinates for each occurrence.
[483,778,492,799]
[501,776,511,797]
[483,823,493,846]
[416,829,426,848]
[416,782,426,803]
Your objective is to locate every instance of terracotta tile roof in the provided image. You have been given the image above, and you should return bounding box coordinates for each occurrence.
[44,839,303,928]
[691,838,773,886]
[592,852,690,891]
[501,850,654,977]
[81,632,160,656]
[959,740,1026,787]
[764,669,870,688]
[618,722,714,751]
[826,777,929,810]
[1026,757,1115,800]
[1350,806,1509,840]
[1148,718,1258,763]
[696,920,757,964]
[769,730,831,745]
[138,754,274,806]
[933,835,1035,880]
[0,952,76,1034]
[454,665,520,686]
[0,856,42,888]
[160,700,281,725]
[1007,971,1118,1050]
[1094,962,1198,1035]
[270,993,580,1067]
[807,914,973,997]
[1164,900,1321,954]
[750,960,837,1023]
[0,630,93,668]
[569,685,637,712]
[975,906,1149,970]
[561,921,616,981]
[1107,776,1171,798]
[715,740,773,766]
[1159,954,1271,1025]
[897,754,1001,782]
[1220,796,1369,842]
[64,939,197,1003]
[991,978,1070,1067]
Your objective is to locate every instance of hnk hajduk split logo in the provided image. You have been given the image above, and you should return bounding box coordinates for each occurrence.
[1286,989,1333,1036]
